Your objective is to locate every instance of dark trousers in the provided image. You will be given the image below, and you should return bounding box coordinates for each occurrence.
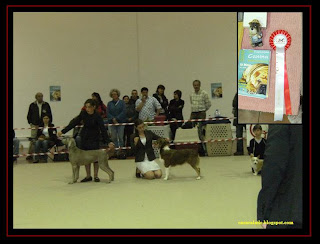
[170,122,183,141]
[190,111,206,155]
[124,125,134,155]
[236,124,246,153]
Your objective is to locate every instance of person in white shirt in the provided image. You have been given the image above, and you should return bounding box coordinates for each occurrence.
[135,87,162,121]
[190,80,211,120]
[189,80,211,156]
[33,115,58,163]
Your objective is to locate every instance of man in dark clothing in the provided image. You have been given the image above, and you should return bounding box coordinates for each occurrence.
[27,92,53,138]
[26,92,52,160]
[129,89,139,107]
[257,125,302,229]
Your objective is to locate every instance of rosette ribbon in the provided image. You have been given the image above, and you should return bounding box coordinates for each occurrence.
[269,30,292,121]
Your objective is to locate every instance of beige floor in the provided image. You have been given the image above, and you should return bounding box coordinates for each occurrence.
[13,154,262,229]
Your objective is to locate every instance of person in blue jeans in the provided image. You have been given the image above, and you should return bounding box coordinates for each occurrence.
[107,89,127,150]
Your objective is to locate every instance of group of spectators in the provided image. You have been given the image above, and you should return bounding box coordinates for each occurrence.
[18,80,212,162]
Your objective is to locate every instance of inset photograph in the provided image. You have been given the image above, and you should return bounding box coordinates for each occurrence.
[237,12,303,124]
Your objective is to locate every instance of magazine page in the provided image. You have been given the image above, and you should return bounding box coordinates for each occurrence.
[238,49,271,99]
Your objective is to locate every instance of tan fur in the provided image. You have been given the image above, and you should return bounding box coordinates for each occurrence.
[156,138,201,180]
[62,138,114,184]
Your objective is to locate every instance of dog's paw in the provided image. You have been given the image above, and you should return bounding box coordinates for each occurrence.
[196,176,201,180]
[163,177,168,180]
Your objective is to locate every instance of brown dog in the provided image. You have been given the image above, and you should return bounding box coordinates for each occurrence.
[156,138,201,180]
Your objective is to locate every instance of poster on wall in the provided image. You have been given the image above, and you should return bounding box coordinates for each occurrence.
[238,49,271,99]
[211,83,223,99]
[50,86,61,101]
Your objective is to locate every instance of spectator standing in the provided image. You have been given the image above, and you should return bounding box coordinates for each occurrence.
[136,87,161,122]
[190,80,211,155]
[26,92,53,160]
[107,89,127,149]
[129,89,140,107]
[168,90,184,140]
[153,84,169,119]
[123,95,138,153]
[27,92,53,138]
[189,80,211,120]
[91,92,107,119]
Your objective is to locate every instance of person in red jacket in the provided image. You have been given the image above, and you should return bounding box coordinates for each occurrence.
[81,92,107,119]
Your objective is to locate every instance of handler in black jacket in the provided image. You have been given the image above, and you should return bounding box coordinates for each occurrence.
[257,125,302,229]
[58,99,114,182]
[130,119,162,180]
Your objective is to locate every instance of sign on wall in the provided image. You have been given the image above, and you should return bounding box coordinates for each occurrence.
[211,82,223,99]
[50,86,61,102]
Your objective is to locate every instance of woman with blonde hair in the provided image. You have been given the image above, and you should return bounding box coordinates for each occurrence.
[107,89,127,151]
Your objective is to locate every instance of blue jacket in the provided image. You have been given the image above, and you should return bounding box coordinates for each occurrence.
[107,100,127,123]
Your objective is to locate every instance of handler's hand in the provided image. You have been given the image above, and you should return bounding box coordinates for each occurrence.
[108,142,115,151]
[57,131,63,137]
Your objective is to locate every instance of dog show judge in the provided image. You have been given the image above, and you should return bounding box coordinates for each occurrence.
[58,99,115,182]
[131,119,163,180]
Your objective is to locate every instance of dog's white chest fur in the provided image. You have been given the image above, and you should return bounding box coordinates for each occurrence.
[163,146,170,151]
[159,146,170,163]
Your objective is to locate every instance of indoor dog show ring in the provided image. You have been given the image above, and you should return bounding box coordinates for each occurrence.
[13,154,261,229]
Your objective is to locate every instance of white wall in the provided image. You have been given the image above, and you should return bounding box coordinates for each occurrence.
[13,12,237,139]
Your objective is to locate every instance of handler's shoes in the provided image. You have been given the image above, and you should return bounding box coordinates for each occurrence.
[94,177,100,182]
[136,168,142,178]
[80,176,92,182]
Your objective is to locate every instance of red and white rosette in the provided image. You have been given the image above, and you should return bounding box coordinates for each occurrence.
[269,30,292,121]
